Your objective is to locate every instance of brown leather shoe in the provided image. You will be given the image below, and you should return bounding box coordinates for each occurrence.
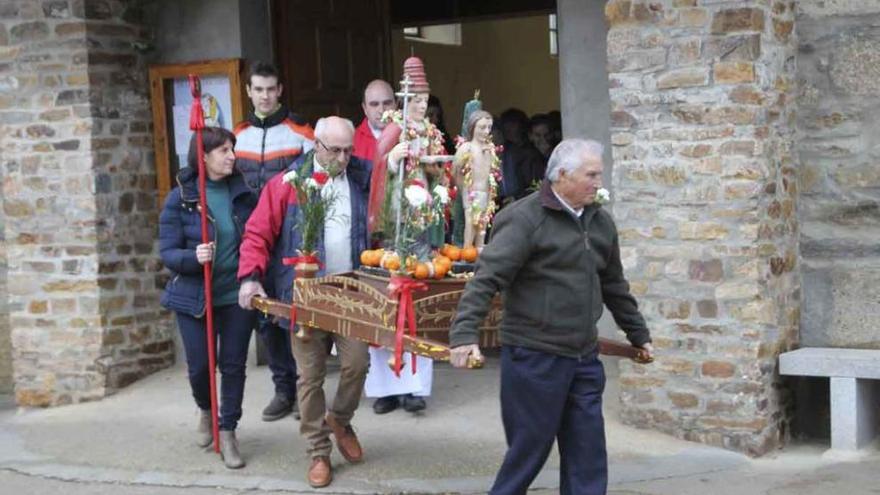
[325,413,363,463]
[308,456,332,488]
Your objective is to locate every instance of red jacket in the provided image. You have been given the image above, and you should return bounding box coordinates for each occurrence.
[236,167,296,283]
[353,118,378,165]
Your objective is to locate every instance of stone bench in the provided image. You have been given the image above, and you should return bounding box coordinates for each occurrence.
[779,347,880,454]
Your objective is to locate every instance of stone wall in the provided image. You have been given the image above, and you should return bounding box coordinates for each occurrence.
[0,178,10,394]
[605,0,799,455]
[795,2,880,348]
[0,0,173,406]
[88,1,175,389]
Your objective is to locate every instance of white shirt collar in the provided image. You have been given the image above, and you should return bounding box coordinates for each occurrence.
[368,122,382,139]
[551,187,583,218]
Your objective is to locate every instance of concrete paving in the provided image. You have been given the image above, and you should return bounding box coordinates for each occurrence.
[1,350,878,494]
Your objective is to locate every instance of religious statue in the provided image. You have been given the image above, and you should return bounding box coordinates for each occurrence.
[452,109,501,250]
[367,56,451,260]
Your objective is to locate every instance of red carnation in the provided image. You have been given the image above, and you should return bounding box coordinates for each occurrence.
[312,171,330,186]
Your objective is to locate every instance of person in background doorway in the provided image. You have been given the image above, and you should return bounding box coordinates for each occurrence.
[497,108,545,203]
[528,113,554,162]
[427,95,455,155]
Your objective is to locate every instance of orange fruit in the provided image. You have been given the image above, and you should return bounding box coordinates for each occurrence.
[369,249,383,267]
[446,245,461,261]
[414,262,430,279]
[432,260,448,279]
[433,255,452,274]
[360,250,372,266]
[405,255,418,272]
[461,246,478,263]
[381,251,400,271]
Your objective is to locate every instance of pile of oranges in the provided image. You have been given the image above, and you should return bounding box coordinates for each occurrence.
[440,244,478,263]
[359,249,454,280]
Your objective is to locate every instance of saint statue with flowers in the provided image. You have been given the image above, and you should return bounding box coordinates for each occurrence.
[367,56,451,262]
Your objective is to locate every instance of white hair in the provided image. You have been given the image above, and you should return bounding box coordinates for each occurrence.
[314,116,355,139]
[545,138,604,182]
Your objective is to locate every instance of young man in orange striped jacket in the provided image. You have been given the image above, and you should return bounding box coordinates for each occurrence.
[234,61,314,423]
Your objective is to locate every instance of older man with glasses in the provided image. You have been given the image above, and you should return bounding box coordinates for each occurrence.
[237,116,372,488]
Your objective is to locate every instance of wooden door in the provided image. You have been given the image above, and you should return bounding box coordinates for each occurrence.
[272,0,391,125]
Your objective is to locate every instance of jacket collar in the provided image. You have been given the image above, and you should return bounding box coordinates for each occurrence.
[539,180,600,224]
[247,103,289,129]
[177,166,251,204]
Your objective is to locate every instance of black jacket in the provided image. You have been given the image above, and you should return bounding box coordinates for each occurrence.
[450,181,651,358]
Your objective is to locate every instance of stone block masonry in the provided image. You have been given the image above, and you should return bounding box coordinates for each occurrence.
[0,0,174,406]
[605,0,800,455]
[795,3,880,349]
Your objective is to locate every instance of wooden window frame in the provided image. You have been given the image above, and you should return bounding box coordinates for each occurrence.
[148,58,246,205]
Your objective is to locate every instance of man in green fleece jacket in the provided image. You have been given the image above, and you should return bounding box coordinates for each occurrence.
[449,138,654,495]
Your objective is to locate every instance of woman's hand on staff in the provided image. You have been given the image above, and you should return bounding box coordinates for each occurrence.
[195,242,214,264]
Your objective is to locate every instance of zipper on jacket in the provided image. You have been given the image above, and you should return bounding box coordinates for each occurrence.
[259,125,268,190]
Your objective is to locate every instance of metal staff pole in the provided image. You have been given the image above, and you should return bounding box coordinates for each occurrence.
[188,75,220,454]
[393,74,413,252]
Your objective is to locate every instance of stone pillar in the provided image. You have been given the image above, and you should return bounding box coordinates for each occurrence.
[558,0,614,171]
[605,1,799,455]
[1,0,174,406]
[795,2,880,349]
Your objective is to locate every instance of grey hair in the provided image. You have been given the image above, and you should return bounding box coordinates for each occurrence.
[545,138,604,182]
[314,116,355,139]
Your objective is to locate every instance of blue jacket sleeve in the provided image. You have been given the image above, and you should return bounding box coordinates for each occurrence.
[158,189,202,275]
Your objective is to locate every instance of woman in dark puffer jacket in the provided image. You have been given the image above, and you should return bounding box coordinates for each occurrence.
[159,127,257,469]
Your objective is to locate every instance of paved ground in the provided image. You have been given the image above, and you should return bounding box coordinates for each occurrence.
[1,351,879,494]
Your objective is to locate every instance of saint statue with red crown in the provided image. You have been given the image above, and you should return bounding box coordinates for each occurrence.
[367,56,451,259]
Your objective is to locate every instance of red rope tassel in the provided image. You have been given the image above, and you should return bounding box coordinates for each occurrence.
[387,276,427,376]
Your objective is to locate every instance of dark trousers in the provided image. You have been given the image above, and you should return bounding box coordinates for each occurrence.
[490,346,607,495]
[257,314,298,401]
[176,304,255,431]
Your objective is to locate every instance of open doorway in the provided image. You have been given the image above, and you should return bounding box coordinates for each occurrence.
[390,15,560,140]
[390,13,561,167]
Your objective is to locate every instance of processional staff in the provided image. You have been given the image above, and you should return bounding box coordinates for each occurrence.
[188,75,221,454]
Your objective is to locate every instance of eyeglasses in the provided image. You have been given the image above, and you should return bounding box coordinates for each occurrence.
[317,140,353,156]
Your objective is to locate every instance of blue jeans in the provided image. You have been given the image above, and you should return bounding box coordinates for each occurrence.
[257,313,298,401]
[490,345,607,495]
[176,304,255,431]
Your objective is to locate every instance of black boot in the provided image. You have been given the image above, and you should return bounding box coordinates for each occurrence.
[372,395,399,414]
[402,394,426,413]
[262,394,294,422]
